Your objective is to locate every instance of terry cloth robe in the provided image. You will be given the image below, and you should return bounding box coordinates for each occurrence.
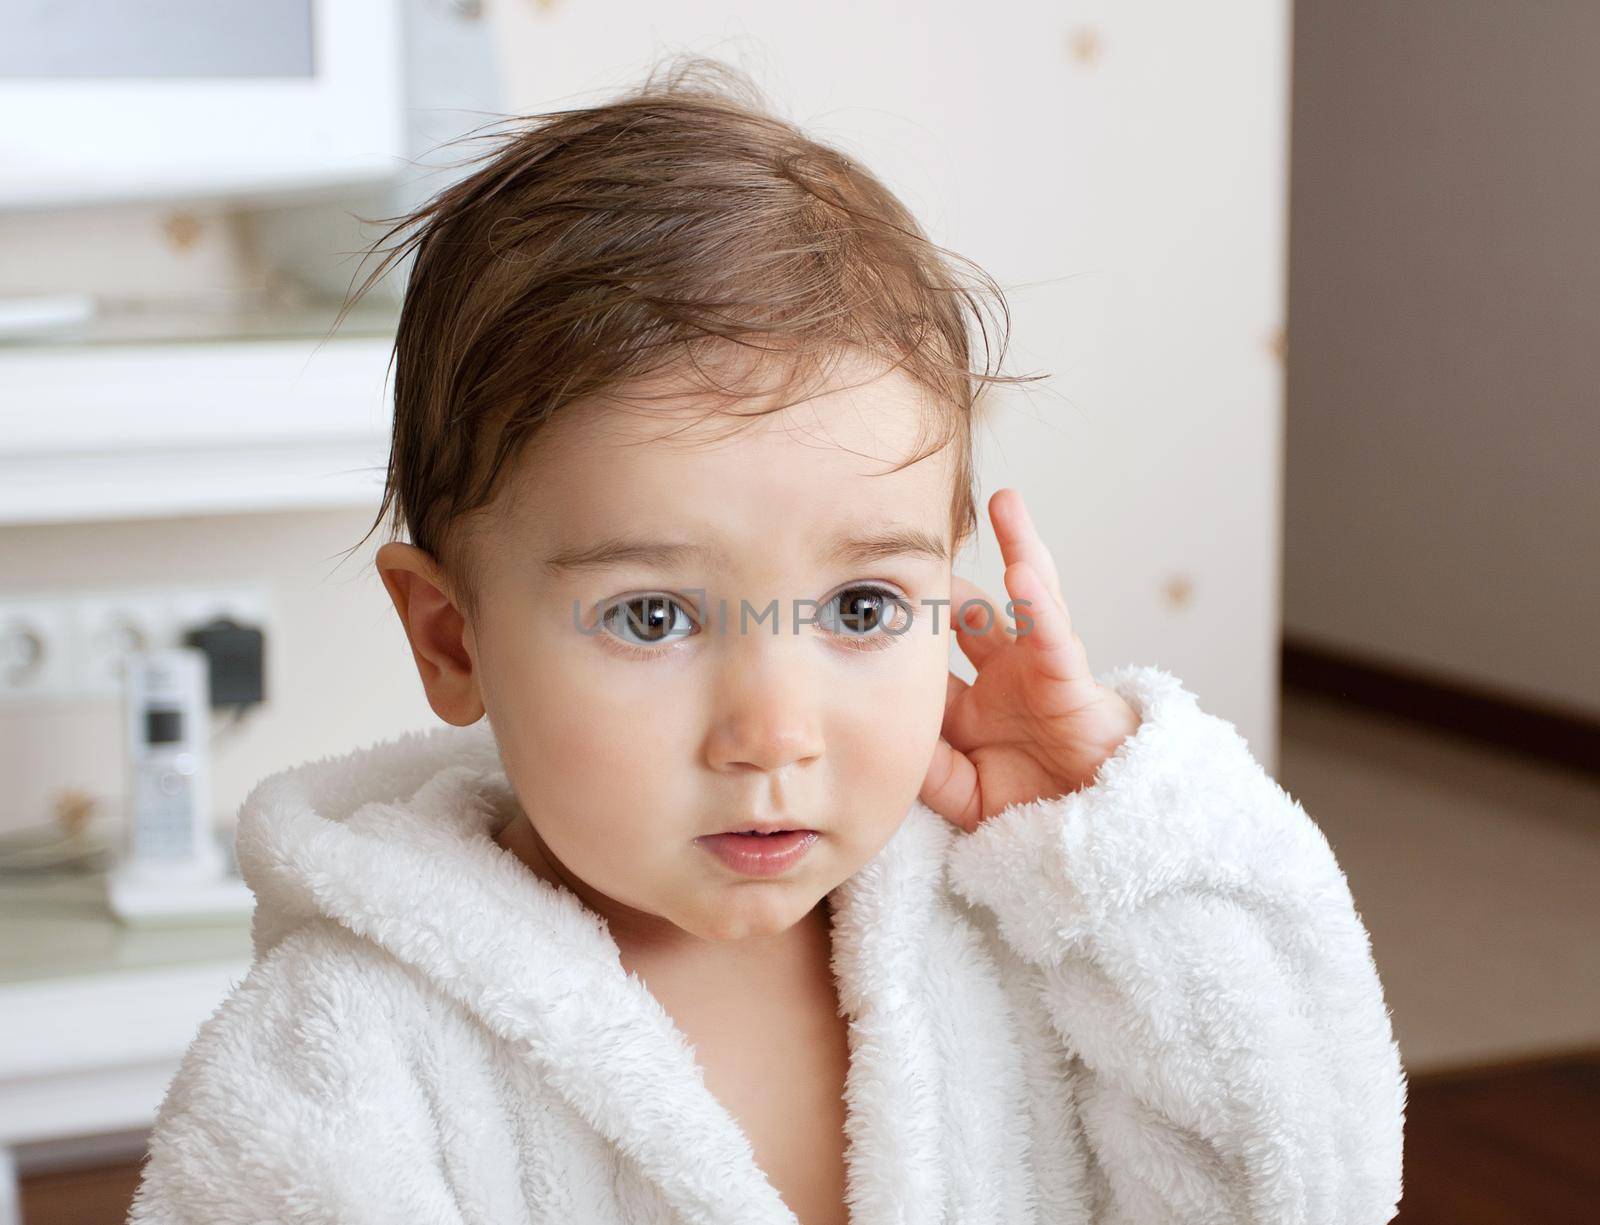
[126,664,1405,1225]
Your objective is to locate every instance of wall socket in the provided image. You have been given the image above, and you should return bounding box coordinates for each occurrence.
[0,584,271,702]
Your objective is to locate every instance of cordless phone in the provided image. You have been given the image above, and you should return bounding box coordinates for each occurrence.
[107,647,253,923]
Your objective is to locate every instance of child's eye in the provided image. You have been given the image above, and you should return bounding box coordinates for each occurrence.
[819,585,914,650]
[600,594,698,650]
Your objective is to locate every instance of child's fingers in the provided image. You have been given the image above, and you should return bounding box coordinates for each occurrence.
[949,572,1012,672]
[1003,561,1088,685]
[918,736,984,834]
[990,488,1067,615]
[940,670,984,754]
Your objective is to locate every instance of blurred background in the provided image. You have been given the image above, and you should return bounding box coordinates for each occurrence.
[0,2,1594,1222]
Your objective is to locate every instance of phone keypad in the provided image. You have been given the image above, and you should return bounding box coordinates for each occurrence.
[131,765,196,861]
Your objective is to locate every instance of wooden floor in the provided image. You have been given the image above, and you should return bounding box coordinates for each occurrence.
[19,1159,143,1225]
[21,1053,1600,1224]
[1398,1053,1600,1225]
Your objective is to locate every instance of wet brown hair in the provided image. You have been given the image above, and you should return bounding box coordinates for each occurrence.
[335,55,1041,625]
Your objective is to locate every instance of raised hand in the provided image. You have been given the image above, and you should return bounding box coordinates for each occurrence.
[920,488,1142,834]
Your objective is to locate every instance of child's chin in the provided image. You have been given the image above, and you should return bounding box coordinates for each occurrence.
[680,890,825,944]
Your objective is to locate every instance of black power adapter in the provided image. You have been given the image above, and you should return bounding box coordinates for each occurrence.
[181,616,267,709]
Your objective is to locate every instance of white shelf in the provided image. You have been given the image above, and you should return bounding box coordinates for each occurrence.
[0,870,252,1151]
[0,335,395,526]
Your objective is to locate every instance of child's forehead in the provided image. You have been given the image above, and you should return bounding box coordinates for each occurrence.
[522,415,949,543]
[520,359,945,498]
[490,368,955,574]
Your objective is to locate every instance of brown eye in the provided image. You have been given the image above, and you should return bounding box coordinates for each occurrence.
[823,586,912,641]
[601,595,696,648]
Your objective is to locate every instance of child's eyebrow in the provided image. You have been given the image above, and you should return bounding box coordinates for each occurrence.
[541,526,950,575]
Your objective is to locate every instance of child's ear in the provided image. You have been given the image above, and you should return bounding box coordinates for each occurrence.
[374,542,486,727]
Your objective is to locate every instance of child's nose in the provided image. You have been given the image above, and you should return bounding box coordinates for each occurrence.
[702,637,825,774]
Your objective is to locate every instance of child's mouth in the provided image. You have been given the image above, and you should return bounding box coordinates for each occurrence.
[695,829,819,877]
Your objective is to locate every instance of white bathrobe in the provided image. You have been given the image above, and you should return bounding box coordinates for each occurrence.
[126,663,1405,1225]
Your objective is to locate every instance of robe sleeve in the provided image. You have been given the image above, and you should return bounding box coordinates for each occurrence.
[125,926,473,1225]
[942,663,1405,1225]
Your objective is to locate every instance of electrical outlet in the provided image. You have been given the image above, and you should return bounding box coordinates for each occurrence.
[71,589,170,696]
[0,595,76,701]
[0,584,273,701]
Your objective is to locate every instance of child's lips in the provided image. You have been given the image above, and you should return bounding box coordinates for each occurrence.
[695,830,819,877]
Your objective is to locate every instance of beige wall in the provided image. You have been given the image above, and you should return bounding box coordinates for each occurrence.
[1286,0,1600,717]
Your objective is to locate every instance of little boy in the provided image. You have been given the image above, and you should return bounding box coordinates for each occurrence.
[128,57,1404,1225]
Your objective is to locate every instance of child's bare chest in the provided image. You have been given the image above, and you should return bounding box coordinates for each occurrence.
[622,935,853,1224]
[691,996,852,1225]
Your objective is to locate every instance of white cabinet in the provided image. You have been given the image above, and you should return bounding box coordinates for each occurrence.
[0,873,252,1223]
[0,335,395,526]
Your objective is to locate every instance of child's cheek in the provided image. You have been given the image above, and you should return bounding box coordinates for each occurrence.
[828,635,948,819]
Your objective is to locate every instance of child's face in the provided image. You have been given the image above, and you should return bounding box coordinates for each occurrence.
[468,349,957,953]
